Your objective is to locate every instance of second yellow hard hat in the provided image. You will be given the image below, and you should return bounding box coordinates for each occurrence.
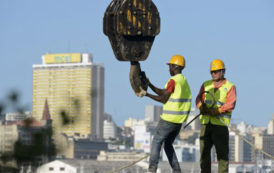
[210,59,225,71]
[167,55,185,67]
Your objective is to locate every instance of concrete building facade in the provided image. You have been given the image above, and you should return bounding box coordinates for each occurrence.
[103,119,117,140]
[32,53,104,139]
[0,123,18,155]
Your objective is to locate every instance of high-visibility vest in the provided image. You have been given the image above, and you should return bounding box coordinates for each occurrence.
[161,74,192,124]
[199,80,234,126]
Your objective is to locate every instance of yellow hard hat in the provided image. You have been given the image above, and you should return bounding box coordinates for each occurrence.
[210,59,225,71]
[167,55,185,67]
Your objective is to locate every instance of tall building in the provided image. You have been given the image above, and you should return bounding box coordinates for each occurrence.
[103,114,117,140]
[254,133,274,160]
[261,135,274,160]
[32,53,104,139]
[145,105,162,123]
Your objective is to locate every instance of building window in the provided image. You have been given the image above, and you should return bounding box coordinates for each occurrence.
[49,167,54,171]
[60,167,65,171]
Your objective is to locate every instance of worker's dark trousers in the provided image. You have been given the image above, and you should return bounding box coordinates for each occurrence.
[200,123,229,173]
[148,119,182,173]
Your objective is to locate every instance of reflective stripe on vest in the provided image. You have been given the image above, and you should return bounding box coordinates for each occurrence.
[168,98,192,103]
[162,110,191,115]
[199,80,234,126]
[161,74,192,124]
[203,114,231,118]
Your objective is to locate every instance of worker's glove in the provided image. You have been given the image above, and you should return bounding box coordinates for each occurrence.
[199,103,209,114]
[136,86,147,98]
[140,71,150,86]
[208,107,221,116]
[146,77,150,85]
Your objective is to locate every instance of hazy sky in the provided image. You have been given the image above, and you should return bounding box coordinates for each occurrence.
[1,0,274,126]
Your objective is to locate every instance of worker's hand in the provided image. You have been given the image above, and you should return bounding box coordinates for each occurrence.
[208,107,221,116]
[137,86,147,97]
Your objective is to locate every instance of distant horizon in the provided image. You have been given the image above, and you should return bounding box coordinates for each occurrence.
[1,100,272,128]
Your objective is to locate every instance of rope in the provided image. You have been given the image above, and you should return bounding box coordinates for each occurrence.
[106,154,149,173]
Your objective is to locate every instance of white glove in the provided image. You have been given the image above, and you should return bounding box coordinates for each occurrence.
[137,86,147,98]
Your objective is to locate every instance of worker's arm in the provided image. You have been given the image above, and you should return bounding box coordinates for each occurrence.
[145,89,171,104]
[144,79,174,104]
[195,84,211,114]
[196,84,205,108]
[219,86,237,113]
[147,81,166,96]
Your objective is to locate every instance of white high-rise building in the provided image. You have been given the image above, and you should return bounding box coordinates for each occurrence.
[103,113,117,139]
[103,120,117,139]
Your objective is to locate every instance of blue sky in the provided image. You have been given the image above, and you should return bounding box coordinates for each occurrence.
[1,0,274,126]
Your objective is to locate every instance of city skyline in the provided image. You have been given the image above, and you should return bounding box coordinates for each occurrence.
[1,0,274,126]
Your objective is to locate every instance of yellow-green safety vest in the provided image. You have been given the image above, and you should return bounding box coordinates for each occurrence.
[199,80,234,126]
[161,74,192,124]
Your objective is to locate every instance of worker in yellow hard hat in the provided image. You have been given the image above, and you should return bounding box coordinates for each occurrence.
[139,55,192,173]
[196,59,237,173]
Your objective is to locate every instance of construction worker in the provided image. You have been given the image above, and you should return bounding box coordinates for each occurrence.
[139,55,192,173]
[196,59,237,173]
